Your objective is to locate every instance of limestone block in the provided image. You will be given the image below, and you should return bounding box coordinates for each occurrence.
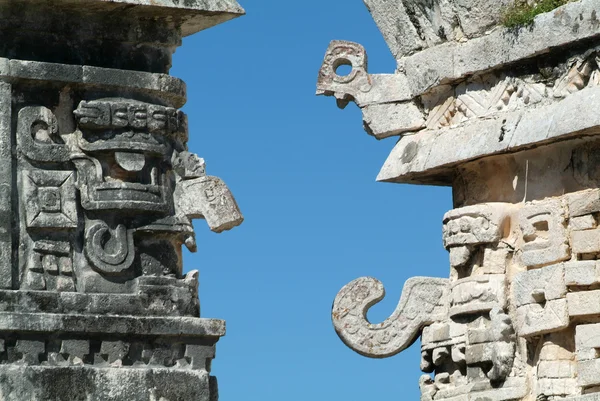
[449,275,505,317]
[575,323,600,360]
[362,0,461,59]
[454,0,514,38]
[540,342,576,362]
[537,378,579,397]
[519,199,570,268]
[481,244,511,274]
[316,41,412,108]
[579,359,600,387]
[570,214,597,231]
[0,366,215,401]
[422,322,450,345]
[538,360,577,379]
[515,299,569,337]
[398,0,600,96]
[512,263,566,307]
[568,189,600,218]
[332,276,449,358]
[567,291,600,318]
[443,204,508,248]
[565,395,600,401]
[362,102,424,139]
[572,228,600,255]
[14,339,45,365]
[564,261,599,286]
[465,342,492,364]
[176,175,244,233]
[466,377,528,400]
[185,345,216,371]
[378,88,600,185]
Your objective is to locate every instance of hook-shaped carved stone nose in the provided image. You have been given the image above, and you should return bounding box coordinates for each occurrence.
[332,276,450,358]
[175,175,244,234]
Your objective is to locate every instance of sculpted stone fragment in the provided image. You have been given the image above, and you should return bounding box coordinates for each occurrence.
[0,0,245,398]
[332,276,449,358]
[443,204,509,248]
[518,199,570,268]
[450,275,506,317]
[319,1,600,400]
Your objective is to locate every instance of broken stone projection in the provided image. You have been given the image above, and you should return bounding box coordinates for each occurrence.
[318,1,600,400]
[0,1,244,399]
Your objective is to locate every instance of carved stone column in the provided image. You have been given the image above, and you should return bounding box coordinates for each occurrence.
[318,1,600,400]
[0,1,244,399]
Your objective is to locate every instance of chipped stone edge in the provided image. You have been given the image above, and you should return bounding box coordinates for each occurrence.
[0,58,187,108]
[0,312,226,337]
[377,86,600,184]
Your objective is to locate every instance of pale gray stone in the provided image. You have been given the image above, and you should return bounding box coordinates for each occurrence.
[567,189,600,218]
[320,1,600,400]
[378,86,600,184]
[570,214,597,230]
[449,275,506,317]
[400,0,600,95]
[564,261,599,287]
[512,264,566,307]
[443,204,509,248]
[332,276,449,358]
[518,199,570,268]
[0,0,244,398]
[567,290,600,318]
[515,299,569,337]
[572,228,600,255]
[362,102,425,139]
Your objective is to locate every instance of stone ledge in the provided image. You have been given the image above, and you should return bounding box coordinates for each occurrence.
[377,86,600,184]
[0,312,225,338]
[0,58,187,107]
[0,365,216,401]
[0,290,198,317]
[318,0,600,111]
[0,0,245,37]
[399,0,600,97]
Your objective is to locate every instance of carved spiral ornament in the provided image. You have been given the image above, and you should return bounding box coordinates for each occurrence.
[332,276,450,358]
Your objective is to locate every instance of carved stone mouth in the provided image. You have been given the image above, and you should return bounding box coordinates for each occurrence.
[82,182,168,213]
[78,131,168,156]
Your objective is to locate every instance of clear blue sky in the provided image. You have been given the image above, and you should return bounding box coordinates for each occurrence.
[171,1,452,399]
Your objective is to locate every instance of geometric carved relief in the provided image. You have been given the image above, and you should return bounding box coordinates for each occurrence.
[518,199,570,268]
[22,170,77,229]
[449,275,506,317]
[513,263,569,337]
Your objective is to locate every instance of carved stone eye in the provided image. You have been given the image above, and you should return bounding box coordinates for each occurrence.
[114,151,146,172]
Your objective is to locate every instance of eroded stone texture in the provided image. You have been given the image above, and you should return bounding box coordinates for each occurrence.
[320,0,600,400]
[0,1,244,399]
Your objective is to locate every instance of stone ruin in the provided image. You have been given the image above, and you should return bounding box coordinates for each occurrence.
[317,1,600,400]
[0,0,244,399]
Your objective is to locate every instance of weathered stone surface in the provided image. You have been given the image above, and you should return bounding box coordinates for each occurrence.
[321,1,600,401]
[0,0,244,398]
[567,290,600,317]
[443,204,509,248]
[378,87,600,184]
[513,264,566,307]
[0,366,215,401]
[0,0,244,73]
[332,276,449,358]
[564,260,600,287]
[515,299,569,337]
[518,199,570,268]
[449,275,506,317]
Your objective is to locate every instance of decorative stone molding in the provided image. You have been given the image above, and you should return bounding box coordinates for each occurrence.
[0,0,245,399]
[319,1,600,400]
